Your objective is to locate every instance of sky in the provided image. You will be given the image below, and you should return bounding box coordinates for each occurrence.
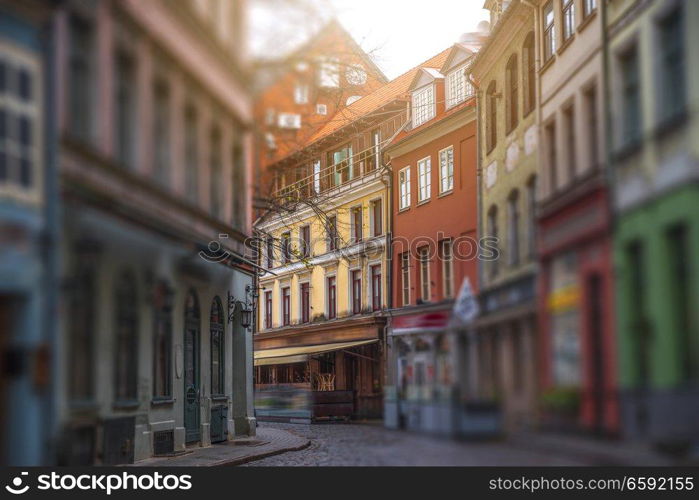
[250,0,490,80]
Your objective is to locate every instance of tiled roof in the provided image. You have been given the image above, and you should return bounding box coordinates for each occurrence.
[306,47,452,145]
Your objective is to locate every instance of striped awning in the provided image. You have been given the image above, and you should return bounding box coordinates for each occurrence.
[254,339,378,366]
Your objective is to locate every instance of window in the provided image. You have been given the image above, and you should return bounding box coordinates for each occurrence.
[583,0,596,19]
[68,15,93,142]
[543,1,556,63]
[300,225,311,259]
[326,215,338,251]
[301,283,310,323]
[619,46,641,147]
[545,120,557,193]
[152,281,173,399]
[351,206,363,243]
[626,241,648,384]
[371,199,383,237]
[69,265,95,401]
[523,32,536,115]
[400,252,411,306]
[318,58,339,88]
[0,50,39,195]
[399,166,411,210]
[507,190,520,267]
[232,139,246,229]
[417,156,431,202]
[346,64,367,85]
[351,270,362,315]
[446,66,471,108]
[441,240,454,299]
[371,264,382,311]
[316,103,327,115]
[562,0,575,43]
[278,112,301,129]
[210,297,224,396]
[281,232,291,264]
[184,106,198,203]
[265,236,274,268]
[419,247,431,302]
[313,159,321,193]
[658,9,685,123]
[667,224,695,382]
[506,55,518,133]
[439,147,454,194]
[327,276,336,319]
[527,176,537,260]
[371,129,381,172]
[264,290,273,329]
[412,85,435,127]
[115,50,136,169]
[488,206,499,278]
[564,104,576,182]
[282,287,290,326]
[294,83,309,104]
[210,127,223,218]
[153,79,170,187]
[584,85,598,168]
[486,81,498,153]
[114,271,138,402]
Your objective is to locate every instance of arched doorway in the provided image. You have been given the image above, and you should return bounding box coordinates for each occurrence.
[184,289,200,443]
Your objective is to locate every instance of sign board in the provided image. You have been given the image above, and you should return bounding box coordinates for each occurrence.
[452,277,479,324]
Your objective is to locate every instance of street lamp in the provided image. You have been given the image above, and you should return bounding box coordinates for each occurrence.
[228,285,255,329]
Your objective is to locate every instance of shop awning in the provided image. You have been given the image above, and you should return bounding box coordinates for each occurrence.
[254,339,378,366]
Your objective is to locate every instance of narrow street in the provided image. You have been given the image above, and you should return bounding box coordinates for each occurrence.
[242,422,591,466]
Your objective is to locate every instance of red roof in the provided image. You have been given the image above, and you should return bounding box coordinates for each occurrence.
[306,47,452,145]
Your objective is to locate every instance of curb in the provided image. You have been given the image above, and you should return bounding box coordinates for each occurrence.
[212,439,311,466]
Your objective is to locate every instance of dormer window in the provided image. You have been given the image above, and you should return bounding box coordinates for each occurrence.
[278,113,301,129]
[412,85,435,128]
[294,84,309,104]
[446,66,472,108]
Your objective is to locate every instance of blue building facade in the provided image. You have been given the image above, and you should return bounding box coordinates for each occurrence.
[0,0,58,465]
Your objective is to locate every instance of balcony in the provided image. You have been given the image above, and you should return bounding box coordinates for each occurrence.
[272,142,384,204]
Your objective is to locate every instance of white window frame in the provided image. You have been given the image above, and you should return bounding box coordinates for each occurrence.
[441,239,454,299]
[419,247,431,302]
[417,156,431,203]
[446,65,472,108]
[277,112,301,129]
[399,166,411,210]
[294,84,309,104]
[318,57,340,88]
[0,40,42,205]
[400,252,411,306]
[438,146,454,194]
[412,84,435,128]
[316,103,327,115]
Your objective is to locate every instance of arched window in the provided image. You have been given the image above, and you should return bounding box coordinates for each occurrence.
[486,81,498,153]
[153,281,173,399]
[488,205,499,278]
[210,296,225,397]
[523,32,536,115]
[114,271,138,402]
[506,55,518,133]
[507,189,520,267]
[69,265,95,401]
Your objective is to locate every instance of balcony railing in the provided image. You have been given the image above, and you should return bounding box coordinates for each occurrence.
[273,142,383,202]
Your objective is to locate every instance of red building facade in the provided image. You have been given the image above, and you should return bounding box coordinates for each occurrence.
[383,44,481,435]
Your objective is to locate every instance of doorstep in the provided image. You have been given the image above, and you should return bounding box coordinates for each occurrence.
[132,427,309,467]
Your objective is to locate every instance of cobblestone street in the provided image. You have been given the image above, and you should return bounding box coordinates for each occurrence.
[242,422,593,466]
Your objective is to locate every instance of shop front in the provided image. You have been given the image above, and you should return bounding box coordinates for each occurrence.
[537,186,619,435]
[254,317,386,422]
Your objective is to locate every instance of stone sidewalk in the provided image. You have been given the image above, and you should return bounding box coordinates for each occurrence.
[133,427,309,467]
